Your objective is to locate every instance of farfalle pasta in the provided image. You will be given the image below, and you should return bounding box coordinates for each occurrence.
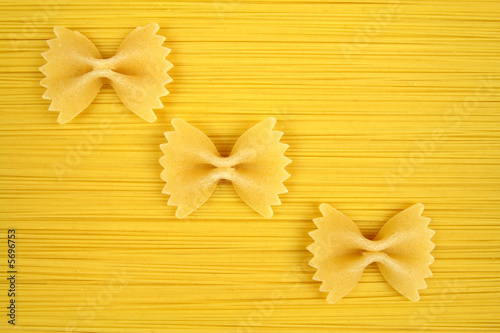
[308,203,435,303]
[40,23,172,124]
[159,118,291,218]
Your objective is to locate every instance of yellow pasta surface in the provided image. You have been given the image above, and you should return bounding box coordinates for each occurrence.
[0,1,499,332]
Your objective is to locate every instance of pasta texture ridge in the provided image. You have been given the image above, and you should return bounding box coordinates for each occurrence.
[308,203,435,303]
[159,118,291,218]
[40,23,172,123]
